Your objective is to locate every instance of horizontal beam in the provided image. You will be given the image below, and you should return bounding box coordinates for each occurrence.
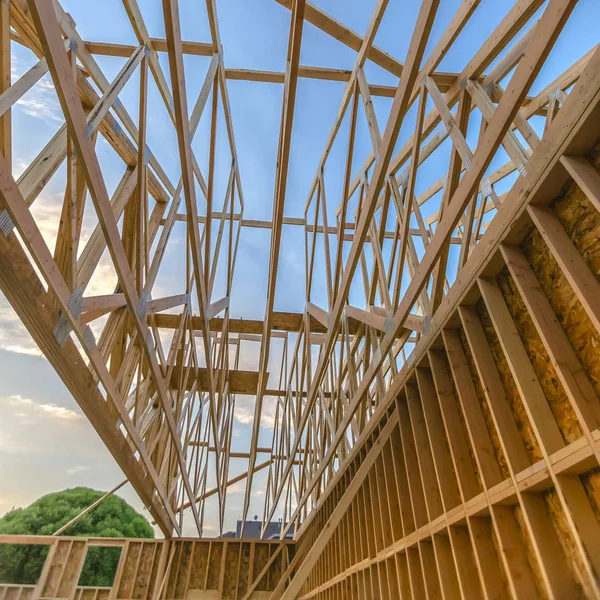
[168,366,268,395]
[224,67,456,96]
[83,40,456,96]
[84,38,213,57]
[346,304,424,333]
[155,311,326,334]
[155,308,424,337]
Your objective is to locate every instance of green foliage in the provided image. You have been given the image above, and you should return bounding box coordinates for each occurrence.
[0,487,154,586]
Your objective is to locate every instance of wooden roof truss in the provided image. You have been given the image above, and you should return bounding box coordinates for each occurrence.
[0,0,595,538]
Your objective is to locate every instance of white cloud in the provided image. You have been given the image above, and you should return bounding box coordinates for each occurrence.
[234,398,254,425]
[15,73,63,124]
[84,258,118,297]
[228,481,246,494]
[0,296,42,356]
[234,396,276,429]
[11,47,62,125]
[12,159,29,180]
[66,465,90,475]
[28,190,64,252]
[260,405,277,429]
[0,394,83,455]
[4,394,81,423]
[0,385,132,520]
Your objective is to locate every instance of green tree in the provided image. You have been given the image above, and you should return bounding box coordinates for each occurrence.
[0,487,154,586]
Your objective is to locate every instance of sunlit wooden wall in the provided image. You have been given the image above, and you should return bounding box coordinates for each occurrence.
[291,104,600,600]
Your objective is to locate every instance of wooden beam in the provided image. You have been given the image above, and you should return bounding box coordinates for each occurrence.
[274,0,403,77]
[275,411,399,599]
[266,0,441,528]
[0,202,175,534]
[0,0,10,164]
[161,0,222,531]
[27,0,201,536]
[168,366,266,395]
[243,0,306,525]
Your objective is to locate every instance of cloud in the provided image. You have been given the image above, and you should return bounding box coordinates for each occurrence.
[28,190,64,252]
[11,46,62,125]
[227,481,246,494]
[84,258,119,296]
[234,396,277,429]
[234,398,255,425]
[4,394,81,423]
[0,195,118,356]
[12,159,30,180]
[66,465,90,475]
[0,382,134,520]
[259,404,277,429]
[0,296,43,356]
[0,393,83,455]
[14,72,63,125]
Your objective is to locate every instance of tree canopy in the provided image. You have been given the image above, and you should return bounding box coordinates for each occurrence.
[0,487,154,586]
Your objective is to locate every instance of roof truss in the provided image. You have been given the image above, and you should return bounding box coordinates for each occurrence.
[0,0,595,538]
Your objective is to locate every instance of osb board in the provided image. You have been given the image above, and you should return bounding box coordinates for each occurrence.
[43,540,71,596]
[205,542,223,590]
[553,169,600,286]
[0,587,34,600]
[496,268,583,444]
[166,542,185,598]
[368,560,382,598]
[580,466,600,523]
[543,488,586,598]
[439,348,484,491]
[418,368,462,504]
[475,299,543,463]
[251,544,269,592]
[132,542,160,600]
[457,327,510,480]
[185,591,219,600]
[146,543,165,600]
[513,503,548,600]
[265,545,282,592]
[221,542,240,599]
[286,545,296,568]
[362,566,373,595]
[188,542,211,590]
[117,542,142,599]
[522,196,600,400]
[521,171,600,530]
[76,588,110,600]
[234,543,251,598]
[487,516,512,597]
[174,542,193,599]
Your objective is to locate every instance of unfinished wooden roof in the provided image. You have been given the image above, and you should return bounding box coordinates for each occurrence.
[0,0,598,539]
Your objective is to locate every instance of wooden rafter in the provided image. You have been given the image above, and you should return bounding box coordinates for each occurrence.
[0,11,598,599]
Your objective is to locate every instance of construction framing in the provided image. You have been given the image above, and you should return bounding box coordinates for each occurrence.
[1,0,600,597]
[0,535,295,599]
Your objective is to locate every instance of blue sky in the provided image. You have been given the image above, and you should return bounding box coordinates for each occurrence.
[1,0,599,536]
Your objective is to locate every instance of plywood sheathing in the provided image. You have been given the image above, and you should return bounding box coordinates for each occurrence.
[523,193,600,398]
[476,299,544,463]
[513,503,550,599]
[458,325,511,479]
[497,267,583,444]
